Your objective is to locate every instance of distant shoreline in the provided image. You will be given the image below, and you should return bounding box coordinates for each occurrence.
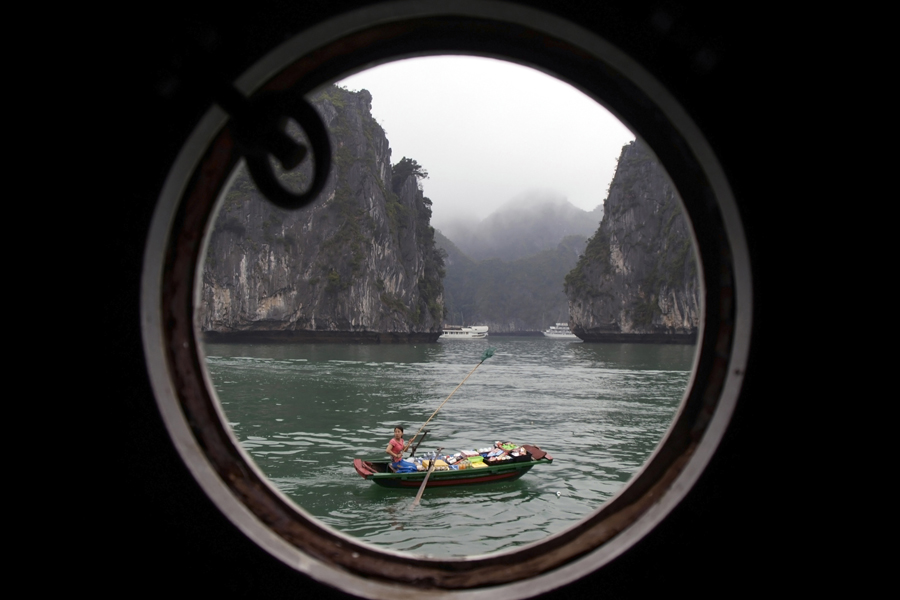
[575,331,698,345]
[202,329,697,343]
[202,330,441,344]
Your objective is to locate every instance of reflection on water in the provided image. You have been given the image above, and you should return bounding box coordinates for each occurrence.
[204,336,693,557]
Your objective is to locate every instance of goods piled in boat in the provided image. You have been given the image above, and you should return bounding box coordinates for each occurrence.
[413,441,534,472]
[353,442,551,487]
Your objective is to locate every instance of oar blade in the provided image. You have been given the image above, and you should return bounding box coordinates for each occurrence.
[410,448,443,510]
[410,471,432,509]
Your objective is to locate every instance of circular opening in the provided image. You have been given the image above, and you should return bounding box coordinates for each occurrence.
[142,4,749,598]
[198,55,700,560]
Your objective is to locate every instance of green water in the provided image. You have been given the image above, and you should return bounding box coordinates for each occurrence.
[203,336,694,557]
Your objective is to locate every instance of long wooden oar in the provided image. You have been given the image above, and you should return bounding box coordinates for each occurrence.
[406,347,495,452]
[410,447,443,510]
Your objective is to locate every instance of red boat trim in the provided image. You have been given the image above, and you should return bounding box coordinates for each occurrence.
[353,458,377,479]
[354,451,553,488]
[523,445,547,460]
[393,470,524,487]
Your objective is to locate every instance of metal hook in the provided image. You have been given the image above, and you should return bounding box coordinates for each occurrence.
[169,39,331,211]
[230,89,331,211]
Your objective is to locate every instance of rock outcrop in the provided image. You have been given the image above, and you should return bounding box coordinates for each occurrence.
[199,86,445,343]
[564,140,700,343]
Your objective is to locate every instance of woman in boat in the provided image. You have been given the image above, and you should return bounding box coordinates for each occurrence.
[386,426,417,472]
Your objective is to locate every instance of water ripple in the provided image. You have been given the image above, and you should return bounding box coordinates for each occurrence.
[205,337,694,557]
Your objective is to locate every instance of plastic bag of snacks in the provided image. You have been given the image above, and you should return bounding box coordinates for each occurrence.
[509,447,532,462]
[446,453,464,465]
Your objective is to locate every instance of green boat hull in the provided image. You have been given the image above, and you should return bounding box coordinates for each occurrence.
[353,452,553,488]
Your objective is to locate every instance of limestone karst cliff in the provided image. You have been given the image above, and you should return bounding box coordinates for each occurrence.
[199,86,445,342]
[564,140,700,343]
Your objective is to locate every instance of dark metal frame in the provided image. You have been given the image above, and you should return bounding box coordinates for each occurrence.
[141,3,751,598]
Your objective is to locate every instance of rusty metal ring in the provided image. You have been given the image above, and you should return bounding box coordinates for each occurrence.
[142,2,752,598]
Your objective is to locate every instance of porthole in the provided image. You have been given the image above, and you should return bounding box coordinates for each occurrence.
[141,2,750,598]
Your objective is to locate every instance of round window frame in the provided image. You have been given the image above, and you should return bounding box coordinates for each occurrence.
[141,2,751,598]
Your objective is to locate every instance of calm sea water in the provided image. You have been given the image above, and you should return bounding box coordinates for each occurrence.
[203,336,694,558]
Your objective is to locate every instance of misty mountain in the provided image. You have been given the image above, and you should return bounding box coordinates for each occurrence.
[434,229,587,332]
[437,190,602,262]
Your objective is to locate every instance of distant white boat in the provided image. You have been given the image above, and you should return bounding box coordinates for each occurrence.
[439,325,488,340]
[543,323,578,339]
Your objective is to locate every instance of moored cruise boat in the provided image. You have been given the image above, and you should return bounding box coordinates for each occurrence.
[543,322,578,339]
[439,325,488,339]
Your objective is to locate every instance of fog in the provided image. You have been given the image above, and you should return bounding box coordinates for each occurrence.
[336,56,635,230]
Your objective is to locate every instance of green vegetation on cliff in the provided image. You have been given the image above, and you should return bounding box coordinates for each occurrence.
[564,227,611,297]
[563,140,699,340]
[391,158,444,323]
[200,85,445,337]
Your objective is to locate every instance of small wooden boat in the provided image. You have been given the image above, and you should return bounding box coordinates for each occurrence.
[353,445,553,488]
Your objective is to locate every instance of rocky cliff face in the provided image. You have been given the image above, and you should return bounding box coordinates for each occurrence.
[564,140,700,343]
[199,86,445,343]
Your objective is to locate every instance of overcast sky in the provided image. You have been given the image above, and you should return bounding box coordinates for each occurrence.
[336,56,635,229]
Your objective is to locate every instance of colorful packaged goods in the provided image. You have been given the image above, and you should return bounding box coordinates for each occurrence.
[422,459,448,470]
[406,440,534,471]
